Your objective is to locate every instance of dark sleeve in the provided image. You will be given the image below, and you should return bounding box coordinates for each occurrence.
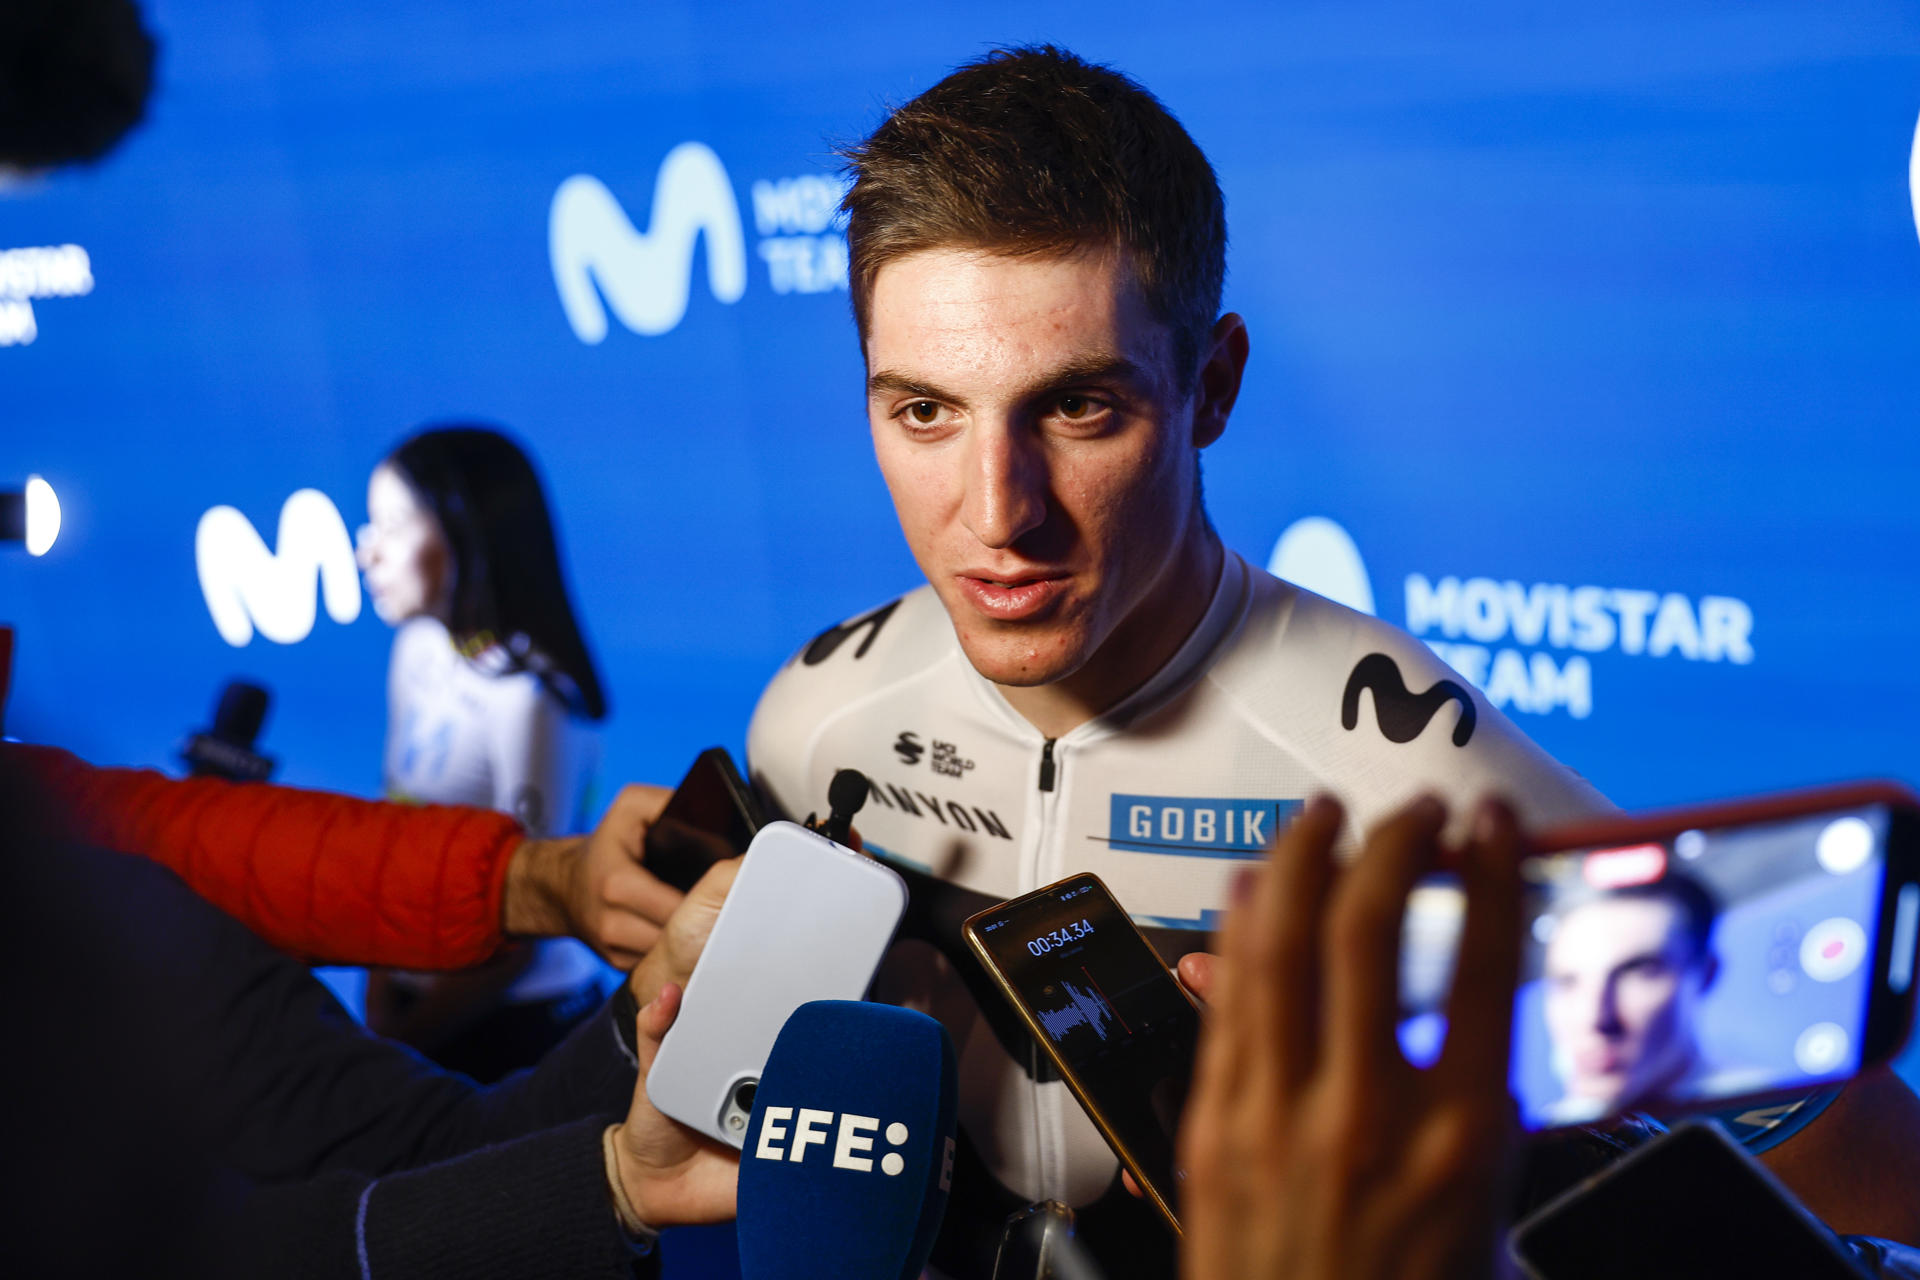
[226,1118,659,1280]
[76,845,634,1181]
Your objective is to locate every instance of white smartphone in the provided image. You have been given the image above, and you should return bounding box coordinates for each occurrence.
[644,819,909,1147]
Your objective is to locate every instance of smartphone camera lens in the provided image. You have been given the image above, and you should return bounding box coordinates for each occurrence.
[734,1082,757,1111]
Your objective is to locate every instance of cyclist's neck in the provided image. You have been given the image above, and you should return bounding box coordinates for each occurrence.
[997,529,1225,740]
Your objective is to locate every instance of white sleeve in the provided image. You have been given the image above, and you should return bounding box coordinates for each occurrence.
[1232,585,1615,847]
[746,649,815,825]
[1325,625,1615,839]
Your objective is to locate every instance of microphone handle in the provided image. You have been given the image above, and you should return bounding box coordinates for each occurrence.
[992,1201,1109,1280]
[1048,1233,1107,1280]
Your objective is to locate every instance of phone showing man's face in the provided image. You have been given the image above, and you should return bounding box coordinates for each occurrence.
[1396,787,1920,1130]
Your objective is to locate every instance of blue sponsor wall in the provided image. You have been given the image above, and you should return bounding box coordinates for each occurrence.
[5,0,1918,809]
[3,0,1920,809]
[5,0,1920,1185]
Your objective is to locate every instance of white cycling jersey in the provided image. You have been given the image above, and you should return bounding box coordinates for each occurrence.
[748,552,1610,1268]
[383,616,603,1002]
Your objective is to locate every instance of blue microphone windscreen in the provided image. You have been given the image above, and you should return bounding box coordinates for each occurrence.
[737,1001,958,1280]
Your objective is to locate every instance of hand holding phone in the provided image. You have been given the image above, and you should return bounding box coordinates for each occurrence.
[645,820,907,1147]
[644,748,768,894]
[1398,783,1920,1132]
[1176,795,1525,1280]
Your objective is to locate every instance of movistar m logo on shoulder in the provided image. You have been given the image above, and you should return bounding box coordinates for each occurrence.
[1102,795,1301,857]
[1342,653,1477,747]
[195,489,361,647]
[549,142,748,342]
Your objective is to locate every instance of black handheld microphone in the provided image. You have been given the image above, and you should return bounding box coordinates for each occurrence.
[180,681,275,782]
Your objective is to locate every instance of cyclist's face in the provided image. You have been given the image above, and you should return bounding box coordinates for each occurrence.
[864,245,1218,691]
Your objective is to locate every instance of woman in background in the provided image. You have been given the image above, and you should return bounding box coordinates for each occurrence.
[355,424,611,1080]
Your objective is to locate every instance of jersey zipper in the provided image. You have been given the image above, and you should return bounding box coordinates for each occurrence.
[1028,733,1068,1194]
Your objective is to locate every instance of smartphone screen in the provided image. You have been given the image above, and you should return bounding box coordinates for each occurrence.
[967,875,1198,1226]
[1511,1121,1865,1279]
[644,748,766,893]
[1398,801,1914,1130]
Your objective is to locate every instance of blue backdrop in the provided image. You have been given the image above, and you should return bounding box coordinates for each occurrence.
[0,3,1915,806]
[4,2,1920,1267]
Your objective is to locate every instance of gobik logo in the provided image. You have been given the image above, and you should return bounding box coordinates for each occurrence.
[195,490,361,646]
[1109,795,1301,856]
[549,142,849,342]
[753,1107,955,1191]
[1267,516,1755,721]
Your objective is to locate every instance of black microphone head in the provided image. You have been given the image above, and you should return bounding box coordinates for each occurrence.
[828,768,870,820]
[210,681,269,748]
[182,681,274,781]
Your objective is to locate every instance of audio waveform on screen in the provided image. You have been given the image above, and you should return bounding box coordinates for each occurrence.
[1036,968,1131,1044]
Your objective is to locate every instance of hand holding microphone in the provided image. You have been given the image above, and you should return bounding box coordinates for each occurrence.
[605,994,964,1276]
[609,979,742,1231]
[601,857,753,1236]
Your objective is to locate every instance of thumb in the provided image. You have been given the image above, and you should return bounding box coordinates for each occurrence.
[1177,951,1218,1004]
[687,855,742,907]
[635,981,682,1075]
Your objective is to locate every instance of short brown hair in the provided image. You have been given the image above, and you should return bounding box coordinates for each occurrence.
[841,45,1227,382]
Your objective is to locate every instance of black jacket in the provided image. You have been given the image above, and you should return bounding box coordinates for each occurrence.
[2,841,655,1279]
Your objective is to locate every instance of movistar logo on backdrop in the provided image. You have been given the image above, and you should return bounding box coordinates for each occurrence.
[1267,517,1755,720]
[550,143,747,341]
[0,243,92,348]
[195,489,361,646]
[1909,110,1919,245]
[549,142,849,342]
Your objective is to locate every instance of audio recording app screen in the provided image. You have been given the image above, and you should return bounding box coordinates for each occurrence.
[974,875,1198,1206]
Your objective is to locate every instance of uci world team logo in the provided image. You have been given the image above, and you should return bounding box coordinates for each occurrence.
[549,142,849,342]
[1267,516,1756,722]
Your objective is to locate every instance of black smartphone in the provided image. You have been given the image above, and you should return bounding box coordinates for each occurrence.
[963,873,1199,1234]
[1397,783,1920,1131]
[642,747,768,893]
[1510,1120,1867,1279]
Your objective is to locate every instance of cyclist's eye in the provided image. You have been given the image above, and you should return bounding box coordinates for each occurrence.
[908,401,940,425]
[1058,395,1092,420]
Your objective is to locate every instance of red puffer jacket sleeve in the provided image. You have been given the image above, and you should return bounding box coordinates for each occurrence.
[5,744,521,969]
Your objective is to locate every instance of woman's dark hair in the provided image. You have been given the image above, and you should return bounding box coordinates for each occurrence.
[386,425,607,721]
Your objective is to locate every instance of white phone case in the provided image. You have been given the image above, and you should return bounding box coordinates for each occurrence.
[644,819,909,1147]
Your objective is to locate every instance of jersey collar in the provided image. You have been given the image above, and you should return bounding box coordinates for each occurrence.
[959,551,1253,745]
